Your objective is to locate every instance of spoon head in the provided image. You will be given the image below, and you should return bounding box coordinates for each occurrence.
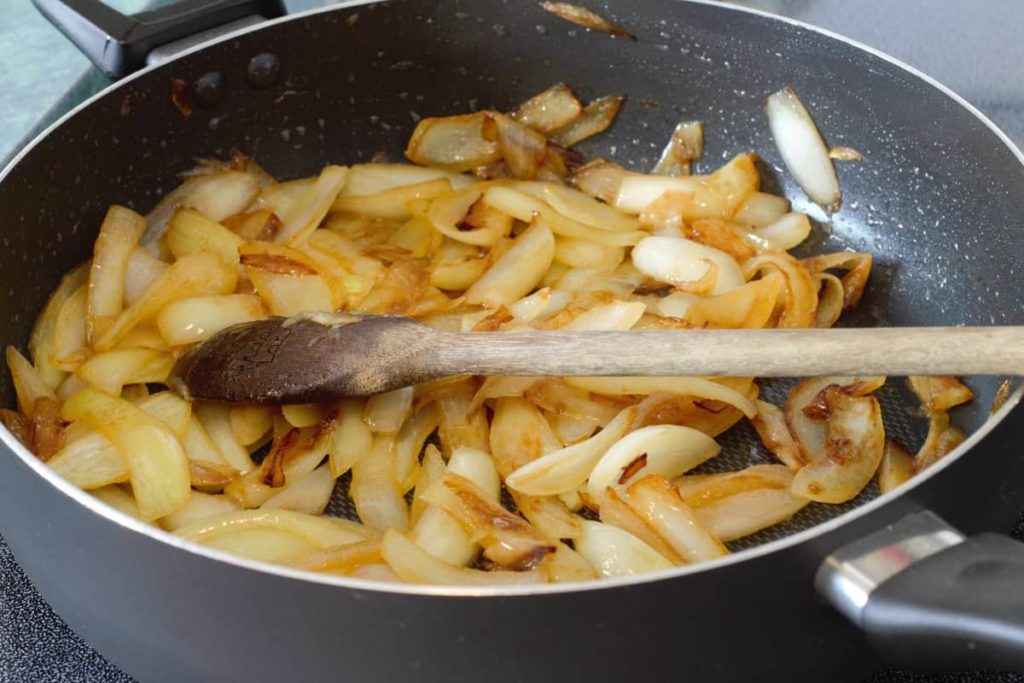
[172,313,439,404]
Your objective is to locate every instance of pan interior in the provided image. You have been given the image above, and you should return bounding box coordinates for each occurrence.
[2,0,1024,568]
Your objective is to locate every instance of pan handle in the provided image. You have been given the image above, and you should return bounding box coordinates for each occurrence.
[818,511,1024,671]
[31,0,287,79]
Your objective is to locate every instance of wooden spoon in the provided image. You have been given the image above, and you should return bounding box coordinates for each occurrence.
[171,313,1024,404]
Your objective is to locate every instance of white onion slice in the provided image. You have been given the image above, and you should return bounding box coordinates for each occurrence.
[575,520,673,577]
[343,164,473,195]
[614,174,701,214]
[733,191,790,227]
[650,291,699,319]
[623,475,728,563]
[447,447,501,502]
[587,424,720,500]
[765,87,841,211]
[631,236,745,295]
[505,407,635,496]
[753,212,812,251]
[560,300,646,331]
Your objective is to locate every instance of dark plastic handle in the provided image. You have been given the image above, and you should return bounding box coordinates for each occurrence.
[32,0,287,79]
[863,533,1024,671]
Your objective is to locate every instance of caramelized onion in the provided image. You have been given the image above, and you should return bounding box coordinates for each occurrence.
[540,2,634,39]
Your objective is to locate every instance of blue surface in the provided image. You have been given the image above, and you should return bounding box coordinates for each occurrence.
[0,1,1022,680]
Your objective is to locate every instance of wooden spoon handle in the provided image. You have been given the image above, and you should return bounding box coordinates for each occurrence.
[434,327,1024,377]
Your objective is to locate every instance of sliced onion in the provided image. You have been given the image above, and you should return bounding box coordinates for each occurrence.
[554,238,624,270]
[575,520,673,577]
[631,236,745,295]
[813,273,845,328]
[465,220,555,308]
[749,399,805,470]
[123,248,166,308]
[405,112,502,172]
[505,406,635,496]
[424,473,554,569]
[652,121,704,176]
[504,288,550,323]
[743,252,817,328]
[260,464,335,515]
[783,376,885,465]
[623,475,728,563]
[765,87,841,210]
[349,563,402,582]
[790,387,885,504]
[480,114,545,180]
[753,212,812,251]
[614,174,701,214]
[675,464,808,542]
[394,403,440,492]
[627,389,747,438]
[343,163,472,196]
[518,182,639,232]
[251,177,316,219]
[913,412,967,472]
[524,379,621,424]
[829,146,863,161]
[908,376,974,414]
[287,537,383,574]
[587,424,720,500]
[706,153,760,216]
[802,252,873,309]
[560,300,646,331]
[567,376,757,418]
[570,158,628,204]
[159,491,240,532]
[484,185,644,247]
[550,95,625,147]
[733,191,790,227]
[512,83,583,133]
[143,171,259,247]
[649,291,699,319]
[411,446,499,566]
[683,272,783,329]
[512,491,582,542]
[878,440,913,494]
[547,413,599,446]
[274,165,350,245]
[363,386,414,434]
[176,509,372,563]
[424,185,505,246]
[382,529,544,586]
[410,504,477,566]
[469,378,538,418]
[332,177,452,220]
[597,487,684,564]
[449,447,501,501]
[540,2,634,38]
[665,218,754,263]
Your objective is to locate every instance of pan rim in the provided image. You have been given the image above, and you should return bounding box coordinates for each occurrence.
[2,0,1023,597]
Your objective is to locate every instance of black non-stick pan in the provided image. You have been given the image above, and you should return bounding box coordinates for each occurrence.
[3,1,1024,680]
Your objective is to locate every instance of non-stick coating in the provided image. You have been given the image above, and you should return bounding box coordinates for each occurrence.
[3,1,1024,680]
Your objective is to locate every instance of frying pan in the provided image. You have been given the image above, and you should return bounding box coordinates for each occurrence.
[4,0,1024,680]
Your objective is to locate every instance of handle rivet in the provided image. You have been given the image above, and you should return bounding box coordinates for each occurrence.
[194,71,227,107]
[247,52,281,89]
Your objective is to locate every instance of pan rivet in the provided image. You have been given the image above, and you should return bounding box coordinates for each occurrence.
[194,72,226,107]
[248,53,281,90]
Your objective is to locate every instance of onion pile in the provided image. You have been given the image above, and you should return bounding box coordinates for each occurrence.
[2,81,972,586]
